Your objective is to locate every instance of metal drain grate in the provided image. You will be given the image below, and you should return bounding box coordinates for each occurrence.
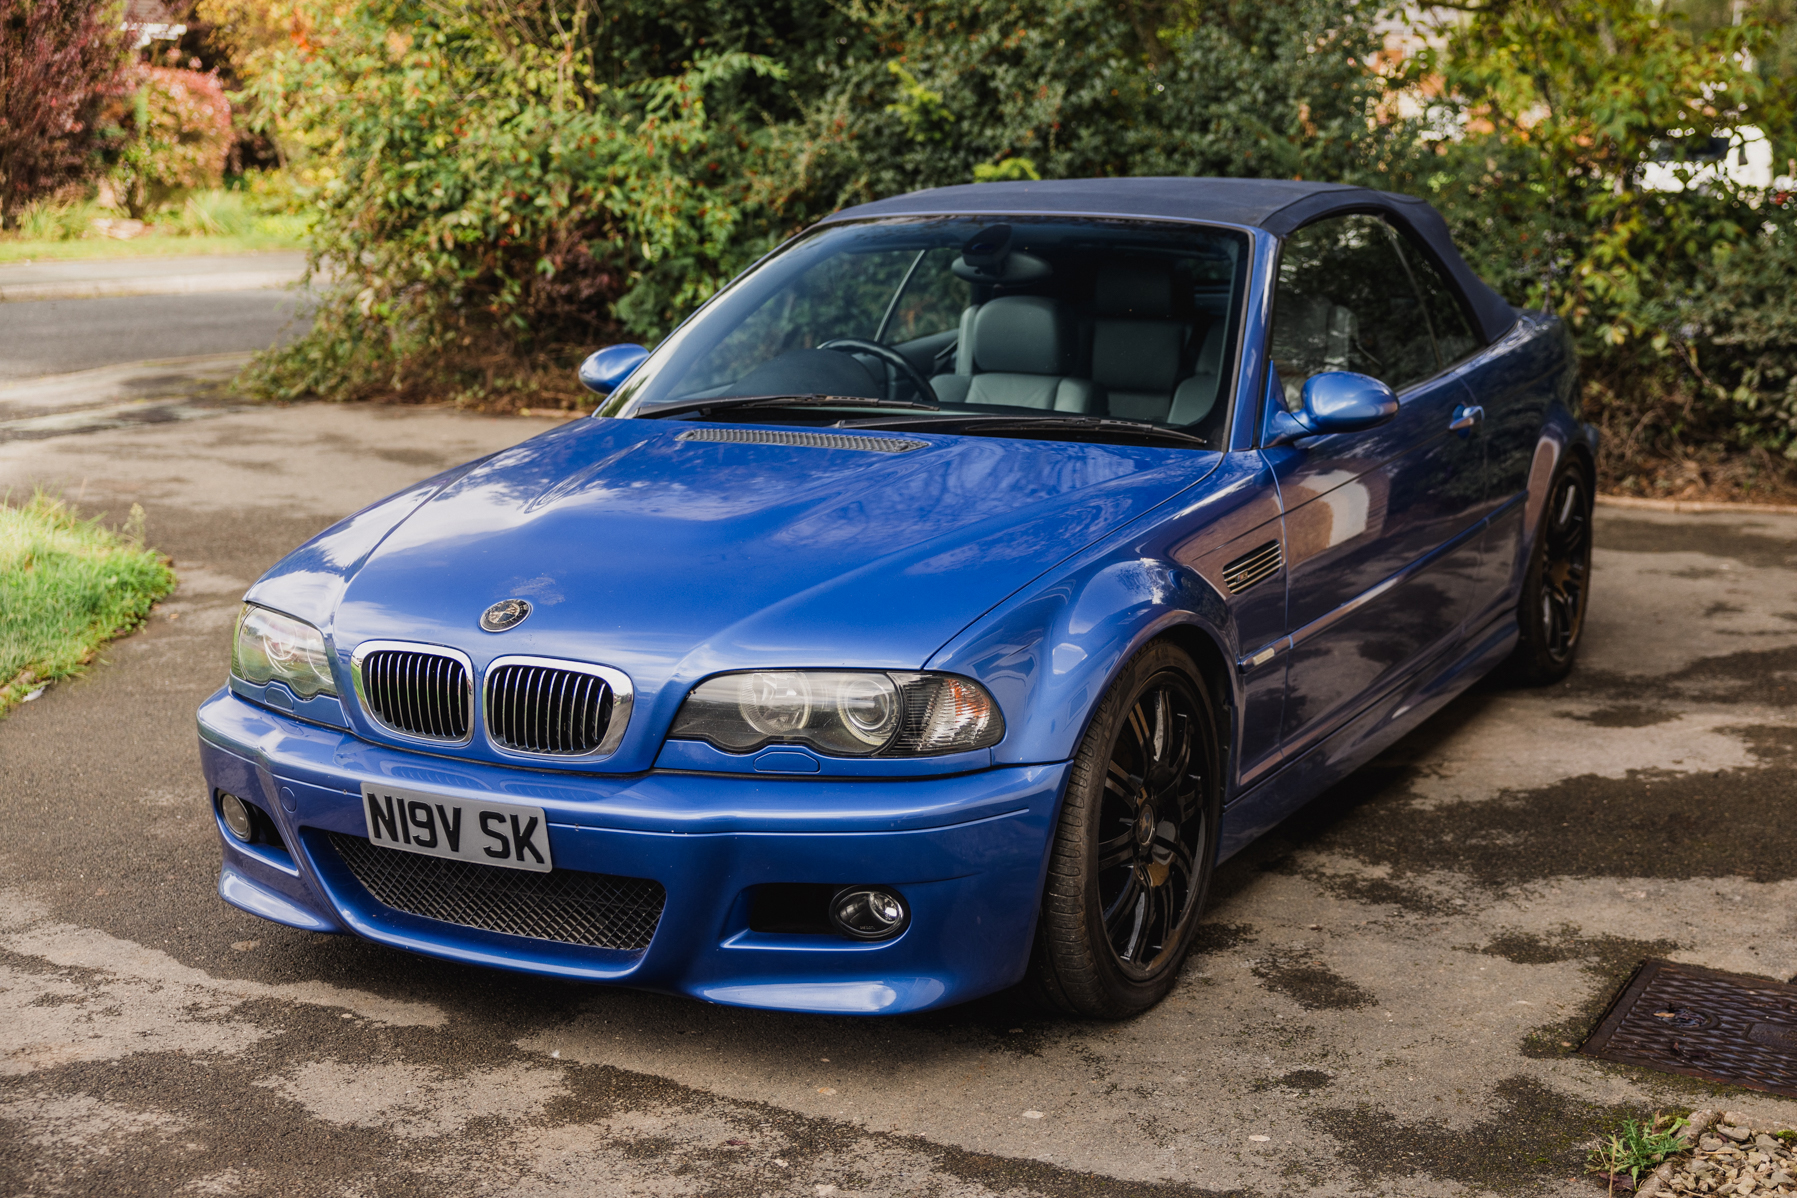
[327,832,665,952]
[1581,958,1797,1097]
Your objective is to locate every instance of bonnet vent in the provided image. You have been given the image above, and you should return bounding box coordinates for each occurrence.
[675,428,926,454]
[1222,540,1284,595]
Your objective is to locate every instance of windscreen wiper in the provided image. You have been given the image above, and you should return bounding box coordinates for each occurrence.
[836,413,1212,449]
[636,393,940,420]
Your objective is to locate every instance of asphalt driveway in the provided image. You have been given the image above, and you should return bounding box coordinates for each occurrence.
[1,401,1794,1197]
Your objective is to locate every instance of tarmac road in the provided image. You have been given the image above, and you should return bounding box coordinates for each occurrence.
[0,254,311,381]
[1,400,1795,1197]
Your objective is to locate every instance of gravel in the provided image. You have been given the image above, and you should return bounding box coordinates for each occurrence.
[1648,1113,1797,1196]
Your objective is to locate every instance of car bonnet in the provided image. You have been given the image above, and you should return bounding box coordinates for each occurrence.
[250,416,1218,769]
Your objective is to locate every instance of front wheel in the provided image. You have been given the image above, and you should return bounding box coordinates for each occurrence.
[1028,641,1223,1019]
[1505,455,1594,685]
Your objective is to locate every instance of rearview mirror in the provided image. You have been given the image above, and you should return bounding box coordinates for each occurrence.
[578,344,650,396]
[1265,371,1399,446]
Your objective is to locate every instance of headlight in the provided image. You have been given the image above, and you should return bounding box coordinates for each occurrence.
[232,604,337,699]
[670,670,1004,757]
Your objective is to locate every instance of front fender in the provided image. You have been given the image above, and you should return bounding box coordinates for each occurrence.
[926,546,1234,769]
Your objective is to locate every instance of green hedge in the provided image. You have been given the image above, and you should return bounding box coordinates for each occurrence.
[240,0,1797,487]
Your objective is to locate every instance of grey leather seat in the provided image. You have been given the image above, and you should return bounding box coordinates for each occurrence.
[930,296,1095,412]
[1090,264,1227,426]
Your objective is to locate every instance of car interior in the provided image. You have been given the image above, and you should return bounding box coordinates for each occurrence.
[638,218,1249,446]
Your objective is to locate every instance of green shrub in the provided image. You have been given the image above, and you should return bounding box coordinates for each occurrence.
[106,65,236,218]
[1422,0,1797,483]
[232,0,1797,494]
[238,0,795,407]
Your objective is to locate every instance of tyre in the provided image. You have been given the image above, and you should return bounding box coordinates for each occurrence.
[1505,454,1594,686]
[1028,640,1223,1019]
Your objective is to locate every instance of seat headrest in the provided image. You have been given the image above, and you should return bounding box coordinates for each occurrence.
[972,296,1064,375]
[1095,263,1175,319]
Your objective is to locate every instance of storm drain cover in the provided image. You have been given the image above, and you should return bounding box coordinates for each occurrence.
[1581,958,1797,1097]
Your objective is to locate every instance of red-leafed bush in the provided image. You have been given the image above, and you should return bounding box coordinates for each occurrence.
[108,65,234,216]
[0,0,130,227]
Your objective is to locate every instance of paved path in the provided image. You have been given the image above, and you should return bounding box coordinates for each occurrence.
[1,404,1795,1197]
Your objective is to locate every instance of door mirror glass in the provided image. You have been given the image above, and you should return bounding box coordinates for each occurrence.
[579,344,650,396]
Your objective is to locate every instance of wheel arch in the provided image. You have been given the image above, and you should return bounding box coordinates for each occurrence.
[927,549,1241,775]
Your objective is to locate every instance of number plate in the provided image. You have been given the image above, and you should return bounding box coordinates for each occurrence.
[360,783,553,873]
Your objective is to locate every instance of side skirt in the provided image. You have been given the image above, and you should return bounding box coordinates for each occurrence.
[1216,613,1519,864]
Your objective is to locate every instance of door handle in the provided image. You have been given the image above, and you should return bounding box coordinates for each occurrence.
[1449,404,1484,436]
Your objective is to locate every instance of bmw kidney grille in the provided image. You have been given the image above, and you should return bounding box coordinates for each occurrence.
[485,660,618,755]
[356,647,472,742]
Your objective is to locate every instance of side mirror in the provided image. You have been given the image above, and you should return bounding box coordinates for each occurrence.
[578,344,650,396]
[1265,371,1398,446]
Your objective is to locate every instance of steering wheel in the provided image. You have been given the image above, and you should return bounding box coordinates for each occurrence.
[818,338,939,405]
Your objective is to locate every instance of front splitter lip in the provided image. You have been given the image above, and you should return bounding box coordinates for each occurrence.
[200,690,1070,1014]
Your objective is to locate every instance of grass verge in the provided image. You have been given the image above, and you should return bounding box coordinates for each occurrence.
[0,492,176,720]
[0,188,308,263]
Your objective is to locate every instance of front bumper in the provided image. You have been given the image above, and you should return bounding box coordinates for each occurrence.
[197,689,1067,1015]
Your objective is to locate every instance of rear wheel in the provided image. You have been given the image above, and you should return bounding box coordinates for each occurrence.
[1028,641,1222,1019]
[1505,456,1594,685]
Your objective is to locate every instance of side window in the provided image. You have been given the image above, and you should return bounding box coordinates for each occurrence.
[1271,214,1438,409]
[1393,234,1482,366]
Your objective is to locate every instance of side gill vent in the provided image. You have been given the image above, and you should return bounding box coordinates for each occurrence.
[1222,540,1283,595]
[675,428,926,454]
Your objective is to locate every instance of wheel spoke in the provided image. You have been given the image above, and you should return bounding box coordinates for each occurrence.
[1102,870,1142,934]
[1096,831,1137,872]
[1105,759,1140,805]
[1127,702,1151,764]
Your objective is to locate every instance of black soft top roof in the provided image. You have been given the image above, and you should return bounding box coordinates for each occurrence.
[827,177,1517,344]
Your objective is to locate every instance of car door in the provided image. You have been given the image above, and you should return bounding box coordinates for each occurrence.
[1261,214,1487,755]
[1388,228,1549,637]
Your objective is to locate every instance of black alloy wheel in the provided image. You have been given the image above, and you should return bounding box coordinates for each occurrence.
[1029,641,1222,1018]
[1507,457,1594,684]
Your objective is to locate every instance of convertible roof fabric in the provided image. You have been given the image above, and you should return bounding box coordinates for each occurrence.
[827,177,1518,344]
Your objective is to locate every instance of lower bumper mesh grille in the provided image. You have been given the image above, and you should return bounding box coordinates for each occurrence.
[327,832,665,951]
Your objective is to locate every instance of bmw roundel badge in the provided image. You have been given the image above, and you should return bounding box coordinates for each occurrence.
[479,598,531,632]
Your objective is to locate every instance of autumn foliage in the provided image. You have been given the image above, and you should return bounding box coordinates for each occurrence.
[0,0,129,226]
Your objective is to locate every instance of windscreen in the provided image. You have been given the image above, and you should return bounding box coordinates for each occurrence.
[611,216,1250,443]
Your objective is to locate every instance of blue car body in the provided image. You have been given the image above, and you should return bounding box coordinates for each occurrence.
[198,178,1592,1015]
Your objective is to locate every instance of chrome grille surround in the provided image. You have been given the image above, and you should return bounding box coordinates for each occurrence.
[1221,540,1284,595]
[349,641,474,745]
[484,656,633,759]
[327,831,665,951]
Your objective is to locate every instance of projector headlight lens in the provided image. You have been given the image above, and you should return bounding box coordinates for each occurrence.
[670,670,1002,757]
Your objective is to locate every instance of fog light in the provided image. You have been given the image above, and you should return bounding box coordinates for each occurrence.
[218,792,255,842]
[829,886,909,940]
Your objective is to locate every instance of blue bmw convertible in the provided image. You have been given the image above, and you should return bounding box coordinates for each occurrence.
[199,178,1593,1018]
